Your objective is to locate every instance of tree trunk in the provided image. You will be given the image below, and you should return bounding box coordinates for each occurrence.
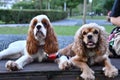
[64,1,67,11]
[39,0,43,10]
[46,0,48,9]
[69,8,72,17]
[82,0,87,24]
[48,1,50,10]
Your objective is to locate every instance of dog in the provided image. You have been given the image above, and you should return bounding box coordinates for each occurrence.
[0,15,59,71]
[56,23,118,80]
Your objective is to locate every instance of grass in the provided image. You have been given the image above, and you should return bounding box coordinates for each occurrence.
[68,16,107,20]
[0,27,28,34]
[54,25,115,35]
[0,25,115,36]
[54,26,79,35]
[104,25,115,33]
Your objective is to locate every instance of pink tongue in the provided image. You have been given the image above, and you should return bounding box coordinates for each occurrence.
[88,42,93,45]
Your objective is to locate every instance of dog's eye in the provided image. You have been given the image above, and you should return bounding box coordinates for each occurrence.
[93,30,98,34]
[83,32,87,35]
[42,22,48,28]
[33,19,38,26]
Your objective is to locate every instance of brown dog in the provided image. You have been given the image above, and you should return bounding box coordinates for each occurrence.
[57,23,118,80]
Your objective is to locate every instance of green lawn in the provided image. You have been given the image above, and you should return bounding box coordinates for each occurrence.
[0,27,28,34]
[69,16,107,20]
[54,26,79,35]
[54,25,115,35]
[0,25,115,36]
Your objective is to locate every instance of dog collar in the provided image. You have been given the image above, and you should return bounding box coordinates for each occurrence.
[47,53,69,61]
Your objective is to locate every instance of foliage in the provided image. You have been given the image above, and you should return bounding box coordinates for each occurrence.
[12,0,83,16]
[0,9,67,24]
[12,1,35,9]
[102,0,114,11]
[12,0,46,9]
[42,0,83,16]
[66,0,83,9]
[50,0,64,9]
[92,0,114,15]
[50,0,83,10]
[12,0,115,16]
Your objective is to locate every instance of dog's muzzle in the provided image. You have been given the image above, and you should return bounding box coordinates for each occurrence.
[36,31,45,37]
[87,35,92,40]
[87,41,95,47]
[86,35,96,47]
[36,25,45,37]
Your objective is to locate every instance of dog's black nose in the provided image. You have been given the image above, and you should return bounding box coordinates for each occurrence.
[36,25,41,30]
[87,35,92,39]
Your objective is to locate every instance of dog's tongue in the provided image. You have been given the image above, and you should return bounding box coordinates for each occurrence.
[88,41,94,46]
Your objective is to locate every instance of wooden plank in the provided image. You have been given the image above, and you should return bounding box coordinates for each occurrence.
[0,58,119,80]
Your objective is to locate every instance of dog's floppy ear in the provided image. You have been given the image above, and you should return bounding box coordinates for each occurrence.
[72,28,86,58]
[26,18,39,55]
[97,26,108,54]
[42,18,59,54]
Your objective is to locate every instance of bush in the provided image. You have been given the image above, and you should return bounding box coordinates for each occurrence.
[0,9,68,24]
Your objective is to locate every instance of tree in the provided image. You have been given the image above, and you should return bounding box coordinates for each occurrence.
[66,0,83,16]
[92,0,114,15]
[50,0,83,16]
[12,0,45,9]
[103,0,114,11]
[50,0,64,10]
[12,1,35,9]
[39,0,43,9]
[83,0,87,24]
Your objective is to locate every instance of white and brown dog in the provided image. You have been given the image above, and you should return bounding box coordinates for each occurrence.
[0,15,58,71]
[57,23,118,80]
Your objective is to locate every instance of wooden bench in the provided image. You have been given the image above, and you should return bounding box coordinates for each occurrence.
[0,35,119,80]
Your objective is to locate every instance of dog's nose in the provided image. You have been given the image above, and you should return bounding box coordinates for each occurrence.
[87,35,92,39]
[36,25,41,30]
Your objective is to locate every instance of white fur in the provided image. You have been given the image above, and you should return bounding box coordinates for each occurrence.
[59,56,69,63]
[0,40,26,59]
[58,55,71,70]
[34,22,47,42]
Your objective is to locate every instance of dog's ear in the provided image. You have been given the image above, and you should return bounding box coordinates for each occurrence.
[26,18,39,55]
[72,28,86,58]
[42,18,59,54]
[97,26,108,54]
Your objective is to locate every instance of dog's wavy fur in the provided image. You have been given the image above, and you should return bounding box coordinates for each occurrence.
[57,23,118,80]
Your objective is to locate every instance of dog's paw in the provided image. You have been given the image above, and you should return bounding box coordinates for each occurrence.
[59,60,71,70]
[103,66,118,78]
[58,56,71,70]
[80,68,95,80]
[5,60,23,71]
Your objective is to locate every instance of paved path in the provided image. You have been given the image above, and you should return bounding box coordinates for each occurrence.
[0,34,73,50]
[0,18,112,27]
[52,18,112,26]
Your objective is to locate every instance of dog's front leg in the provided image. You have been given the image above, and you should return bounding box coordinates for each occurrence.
[5,55,33,71]
[70,55,95,80]
[57,55,71,70]
[103,56,118,78]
